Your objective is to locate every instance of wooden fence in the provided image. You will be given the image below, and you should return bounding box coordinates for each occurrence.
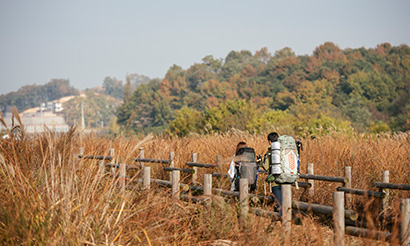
[78,147,410,245]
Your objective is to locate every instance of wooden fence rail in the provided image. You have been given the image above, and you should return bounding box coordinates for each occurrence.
[163,167,195,174]
[80,147,410,245]
[186,162,217,168]
[299,173,348,184]
[336,187,386,199]
[345,226,392,242]
[79,155,113,161]
[135,158,170,164]
[373,182,410,191]
[293,201,358,221]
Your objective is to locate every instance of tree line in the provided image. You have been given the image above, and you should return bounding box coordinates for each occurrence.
[0,79,79,113]
[116,42,410,136]
[1,42,409,137]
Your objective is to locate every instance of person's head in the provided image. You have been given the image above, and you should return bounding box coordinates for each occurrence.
[267,132,279,143]
[235,141,247,154]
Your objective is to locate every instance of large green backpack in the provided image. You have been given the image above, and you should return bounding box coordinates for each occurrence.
[274,135,299,184]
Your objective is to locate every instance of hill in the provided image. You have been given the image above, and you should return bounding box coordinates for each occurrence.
[1,91,121,135]
[0,79,79,113]
[116,42,410,136]
[0,73,151,135]
[62,91,122,134]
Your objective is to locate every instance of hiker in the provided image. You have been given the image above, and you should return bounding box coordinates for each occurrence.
[228,141,247,191]
[262,132,282,213]
[262,132,302,214]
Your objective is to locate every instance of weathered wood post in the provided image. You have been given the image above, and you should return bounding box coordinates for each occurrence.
[139,147,145,170]
[216,155,222,172]
[143,166,151,189]
[239,178,249,220]
[192,153,198,185]
[172,170,180,199]
[119,163,126,190]
[401,198,410,245]
[98,160,105,177]
[169,152,175,182]
[382,170,389,211]
[344,166,352,207]
[333,191,345,246]
[110,148,115,175]
[76,147,84,162]
[282,184,292,245]
[204,174,212,197]
[216,155,222,188]
[308,163,314,197]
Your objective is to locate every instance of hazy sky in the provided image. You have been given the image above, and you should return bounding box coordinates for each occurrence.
[1,0,409,95]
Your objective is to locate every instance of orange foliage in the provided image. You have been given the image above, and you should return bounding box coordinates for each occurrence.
[241,64,257,77]
[206,97,219,108]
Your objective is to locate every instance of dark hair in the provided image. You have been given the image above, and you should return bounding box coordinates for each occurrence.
[235,141,247,154]
[267,132,279,142]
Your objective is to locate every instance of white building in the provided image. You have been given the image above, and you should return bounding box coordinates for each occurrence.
[1,111,69,133]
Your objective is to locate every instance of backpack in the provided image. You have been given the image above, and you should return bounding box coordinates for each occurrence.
[234,147,258,192]
[274,135,300,184]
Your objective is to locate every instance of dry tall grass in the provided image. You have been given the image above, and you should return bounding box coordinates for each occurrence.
[1,125,408,245]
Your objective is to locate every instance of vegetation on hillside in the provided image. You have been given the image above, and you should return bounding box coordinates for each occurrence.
[102,73,150,101]
[62,90,122,134]
[0,79,79,113]
[117,42,410,136]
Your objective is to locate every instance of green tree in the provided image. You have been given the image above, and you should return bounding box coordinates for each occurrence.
[169,107,202,136]
[103,77,123,100]
[186,63,217,91]
[247,109,295,134]
[116,79,173,134]
[301,114,353,137]
[202,100,257,132]
[63,90,120,129]
[123,74,133,104]
[221,50,259,79]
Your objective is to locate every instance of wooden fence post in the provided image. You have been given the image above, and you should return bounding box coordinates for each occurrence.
[98,160,105,177]
[401,198,410,245]
[204,174,212,197]
[172,170,180,199]
[308,163,314,197]
[110,148,115,175]
[216,155,222,188]
[143,166,150,189]
[119,163,126,191]
[344,166,352,207]
[216,155,222,173]
[282,184,292,245]
[382,170,389,211]
[169,152,175,182]
[240,178,249,220]
[333,191,345,246]
[139,147,145,170]
[192,153,198,185]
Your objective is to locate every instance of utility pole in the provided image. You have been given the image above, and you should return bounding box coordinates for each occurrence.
[81,100,85,131]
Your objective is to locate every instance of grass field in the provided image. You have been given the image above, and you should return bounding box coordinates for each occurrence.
[0,125,409,245]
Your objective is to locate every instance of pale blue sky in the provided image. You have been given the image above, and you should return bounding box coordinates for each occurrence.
[1,0,409,95]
